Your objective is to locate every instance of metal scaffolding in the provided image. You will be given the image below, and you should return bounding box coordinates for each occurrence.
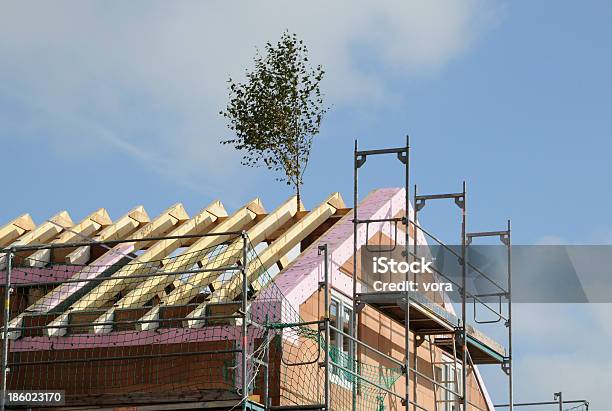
[495,396,589,410]
[351,138,514,410]
[0,139,592,411]
[0,140,514,411]
[0,230,263,411]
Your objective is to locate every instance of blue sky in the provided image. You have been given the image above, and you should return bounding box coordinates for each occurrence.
[1,1,611,408]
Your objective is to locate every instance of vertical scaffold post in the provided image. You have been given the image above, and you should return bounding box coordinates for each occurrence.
[263,324,270,410]
[415,183,467,409]
[403,135,411,410]
[554,392,563,411]
[507,219,514,411]
[352,137,410,410]
[352,140,359,411]
[241,232,249,410]
[461,181,467,411]
[414,184,424,411]
[1,248,13,411]
[318,244,331,411]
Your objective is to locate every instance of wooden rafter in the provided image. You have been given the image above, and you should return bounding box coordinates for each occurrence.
[111,199,260,309]
[65,206,150,265]
[7,205,182,339]
[26,208,113,267]
[0,214,36,247]
[185,192,345,328]
[0,211,73,269]
[51,202,195,312]
[42,203,190,337]
[166,196,299,306]
[90,199,265,333]
[135,196,299,331]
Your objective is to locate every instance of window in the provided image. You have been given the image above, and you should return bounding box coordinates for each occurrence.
[439,354,463,411]
[330,300,339,348]
[329,292,353,385]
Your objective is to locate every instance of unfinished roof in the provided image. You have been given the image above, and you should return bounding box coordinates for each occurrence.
[0,190,502,410]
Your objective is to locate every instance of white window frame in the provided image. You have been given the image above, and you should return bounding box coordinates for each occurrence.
[441,354,463,411]
[329,290,354,388]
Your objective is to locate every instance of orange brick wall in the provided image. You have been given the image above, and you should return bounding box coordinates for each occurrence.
[287,287,491,411]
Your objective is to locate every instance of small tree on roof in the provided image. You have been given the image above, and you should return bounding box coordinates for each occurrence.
[220,31,327,210]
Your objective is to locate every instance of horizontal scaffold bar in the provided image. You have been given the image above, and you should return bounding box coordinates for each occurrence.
[0,230,245,253]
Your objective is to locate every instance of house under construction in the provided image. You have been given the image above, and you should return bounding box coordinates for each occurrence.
[0,141,520,410]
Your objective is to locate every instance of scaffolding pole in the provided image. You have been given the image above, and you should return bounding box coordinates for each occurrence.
[555,392,563,411]
[0,249,12,411]
[262,326,270,410]
[354,137,410,410]
[404,136,410,411]
[467,221,514,411]
[461,182,467,411]
[508,220,514,411]
[241,231,249,410]
[414,183,467,409]
[353,140,359,411]
[318,244,331,411]
[0,231,245,254]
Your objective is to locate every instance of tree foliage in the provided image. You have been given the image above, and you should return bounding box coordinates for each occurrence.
[220,32,327,209]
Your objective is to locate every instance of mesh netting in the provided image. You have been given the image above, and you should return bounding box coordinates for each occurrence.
[248,241,404,411]
[264,321,403,411]
[1,233,248,406]
[0,234,404,410]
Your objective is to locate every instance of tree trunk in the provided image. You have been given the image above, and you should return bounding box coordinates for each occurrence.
[295,130,301,212]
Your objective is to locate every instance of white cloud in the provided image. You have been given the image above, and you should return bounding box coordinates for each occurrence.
[0,0,502,188]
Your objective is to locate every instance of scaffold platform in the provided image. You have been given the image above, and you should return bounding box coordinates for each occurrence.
[356,290,506,365]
